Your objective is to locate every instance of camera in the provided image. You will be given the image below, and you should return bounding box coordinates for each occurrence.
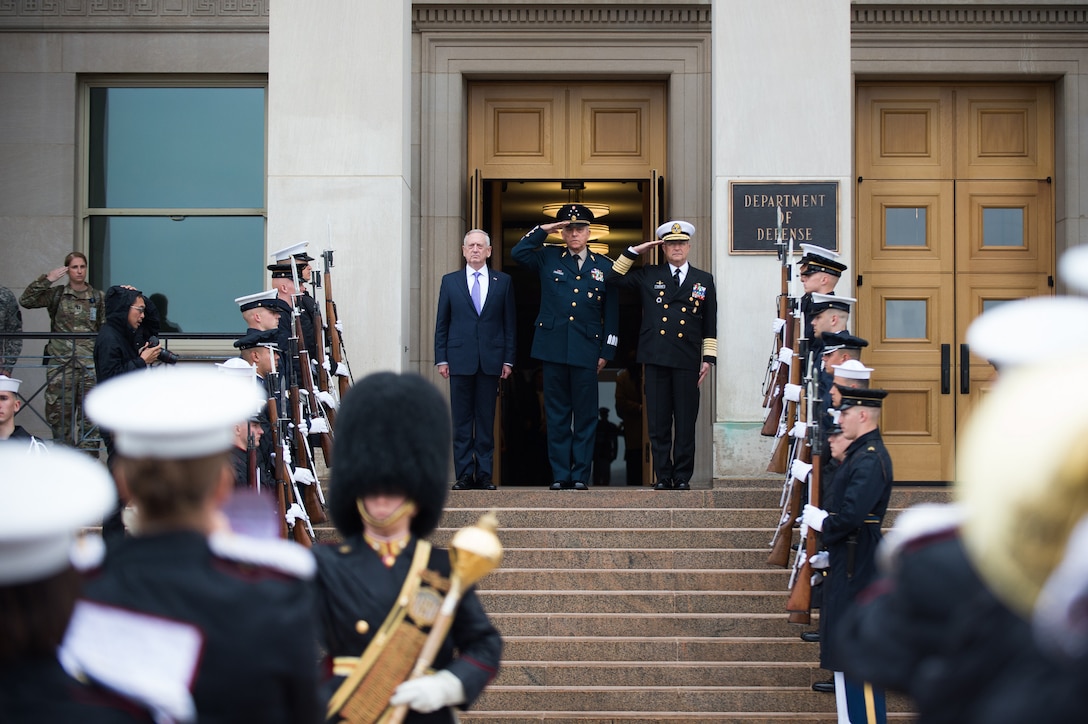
[147,336,179,365]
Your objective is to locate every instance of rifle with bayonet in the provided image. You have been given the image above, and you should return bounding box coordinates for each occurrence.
[322,249,352,400]
[786,343,823,624]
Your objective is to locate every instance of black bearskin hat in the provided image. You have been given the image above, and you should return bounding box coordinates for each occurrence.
[328,372,450,538]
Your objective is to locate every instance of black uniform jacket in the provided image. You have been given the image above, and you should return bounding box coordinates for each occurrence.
[606,250,718,370]
[837,529,1087,723]
[511,227,619,369]
[80,531,321,724]
[818,428,892,671]
[0,656,153,724]
[313,535,502,724]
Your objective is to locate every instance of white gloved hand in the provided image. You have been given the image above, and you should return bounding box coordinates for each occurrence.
[389,670,466,714]
[802,504,828,533]
[790,459,813,484]
[809,551,830,569]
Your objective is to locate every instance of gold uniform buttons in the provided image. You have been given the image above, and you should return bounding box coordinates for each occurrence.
[678,332,684,338]
[573,288,579,294]
[338,545,352,554]
[662,316,668,322]
[682,307,687,313]
[680,320,686,325]
[571,301,577,307]
[663,304,669,309]
[587,293,593,298]
[660,330,666,335]
[569,315,575,321]
[355,620,370,635]
[576,275,582,280]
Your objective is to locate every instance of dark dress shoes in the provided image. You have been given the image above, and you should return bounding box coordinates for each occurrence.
[653,479,673,490]
[674,480,691,490]
[800,631,820,643]
[812,679,835,693]
[550,481,569,490]
[572,481,588,491]
[452,475,473,491]
[475,474,497,491]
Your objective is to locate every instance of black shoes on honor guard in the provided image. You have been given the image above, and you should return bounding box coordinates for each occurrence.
[451,474,497,491]
[653,479,691,490]
[550,480,588,491]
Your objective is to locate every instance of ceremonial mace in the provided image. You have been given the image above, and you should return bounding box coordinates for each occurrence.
[385,511,504,724]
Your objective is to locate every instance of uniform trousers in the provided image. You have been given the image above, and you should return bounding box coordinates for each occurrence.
[644,362,699,485]
[542,361,598,484]
[449,372,500,480]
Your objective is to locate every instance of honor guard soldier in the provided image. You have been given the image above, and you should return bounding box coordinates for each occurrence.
[269,243,320,359]
[1,445,152,723]
[0,375,46,451]
[512,203,619,490]
[802,387,892,722]
[606,220,718,490]
[314,372,502,723]
[234,328,283,492]
[807,293,854,372]
[236,289,291,333]
[818,331,868,432]
[797,243,846,335]
[836,292,1088,724]
[216,357,267,490]
[75,366,321,723]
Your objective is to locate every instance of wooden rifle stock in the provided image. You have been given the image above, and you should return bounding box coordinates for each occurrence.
[766,432,790,475]
[288,334,328,526]
[309,299,337,430]
[322,251,351,399]
[265,392,290,541]
[761,299,796,437]
[786,454,820,624]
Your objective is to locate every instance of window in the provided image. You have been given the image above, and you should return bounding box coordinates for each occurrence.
[85,83,266,333]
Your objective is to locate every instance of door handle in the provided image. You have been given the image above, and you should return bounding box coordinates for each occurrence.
[940,344,950,394]
[960,344,971,395]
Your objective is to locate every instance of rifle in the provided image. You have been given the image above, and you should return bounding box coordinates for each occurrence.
[294,309,335,468]
[786,345,823,624]
[322,249,352,400]
[247,421,259,493]
[263,369,292,541]
[288,335,328,526]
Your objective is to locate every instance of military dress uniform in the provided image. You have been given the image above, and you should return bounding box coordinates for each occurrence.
[20,274,104,450]
[314,536,502,724]
[813,389,892,723]
[607,220,717,489]
[512,205,619,488]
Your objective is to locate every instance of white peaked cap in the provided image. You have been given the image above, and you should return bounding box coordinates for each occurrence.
[799,243,841,261]
[234,289,277,307]
[833,359,874,380]
[966,295,1088,370]
[656,220,695,242]
[0,444,116,584]
[86,366,265,459]
[269,241,310,262]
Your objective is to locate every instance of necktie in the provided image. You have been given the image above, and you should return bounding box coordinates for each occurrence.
[674,268,682,287]
[577,253,584,270]
[471,271,482,314]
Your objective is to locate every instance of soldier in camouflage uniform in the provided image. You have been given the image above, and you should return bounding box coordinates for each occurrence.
[19,252,104,453]
[0,285,22,376]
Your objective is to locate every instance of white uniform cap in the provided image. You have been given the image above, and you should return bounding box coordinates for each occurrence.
[269,241,310,263]
[216,357,257,382]
[799,243,842,261]
[810,293,856,312]
[0,375,21,393]
[833,359,874,380]
[966,296,1088,370]
[0,444,116,584]
[1059,246,1088,294]
[656,220,695,242]
[233,289,277,308]
[85,366,265,459]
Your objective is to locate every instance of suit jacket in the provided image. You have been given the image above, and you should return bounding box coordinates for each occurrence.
[607,251,718,370]
[511,227,619,369]
[434,267,515,376]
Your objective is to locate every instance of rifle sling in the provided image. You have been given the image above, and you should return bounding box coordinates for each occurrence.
[326,539,433,720]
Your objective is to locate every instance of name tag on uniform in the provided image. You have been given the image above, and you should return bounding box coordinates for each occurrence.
[552,268,565,276]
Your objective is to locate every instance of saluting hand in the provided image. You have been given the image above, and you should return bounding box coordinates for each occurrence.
[540,220,571,233]
[45,266,69,283]
[631,239,663,255]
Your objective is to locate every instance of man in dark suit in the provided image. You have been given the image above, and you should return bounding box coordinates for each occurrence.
[512,204,619,490]
[606,221,717,490]
[435,229,516,490]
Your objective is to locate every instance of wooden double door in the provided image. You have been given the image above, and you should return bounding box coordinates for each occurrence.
[855,84,1054,481]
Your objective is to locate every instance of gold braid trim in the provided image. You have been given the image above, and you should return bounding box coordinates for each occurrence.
[702,338,718,358]
[612,254,634,275]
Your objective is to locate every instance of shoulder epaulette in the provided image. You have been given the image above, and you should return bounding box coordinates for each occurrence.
[208,532,316,580]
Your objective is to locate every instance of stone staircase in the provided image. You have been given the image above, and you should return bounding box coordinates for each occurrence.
[424,480,947,723]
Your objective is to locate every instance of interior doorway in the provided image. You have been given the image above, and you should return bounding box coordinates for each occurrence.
[480,178,659,486]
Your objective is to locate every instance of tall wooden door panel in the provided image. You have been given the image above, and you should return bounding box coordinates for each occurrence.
[856,83,1054,482]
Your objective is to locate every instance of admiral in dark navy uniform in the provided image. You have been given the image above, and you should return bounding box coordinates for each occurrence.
[314,372,502,723]
[75,366,321,723]
[512,203,619,490]
[606,220,717,490]
[802,386,892,724]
